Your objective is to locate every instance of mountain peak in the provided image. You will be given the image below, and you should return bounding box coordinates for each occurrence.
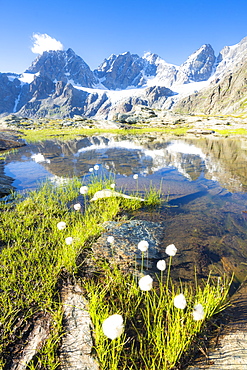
[25,48,97,88]
[178,43,215,83]
[95,52,149,90]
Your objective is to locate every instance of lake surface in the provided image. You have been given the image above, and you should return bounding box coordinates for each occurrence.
[3,133,247,282]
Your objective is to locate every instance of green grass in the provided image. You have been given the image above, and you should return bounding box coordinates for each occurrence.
[0,177,231,369]
[215,128,247,136]
[20,126,189,142]
[84,262,231,370]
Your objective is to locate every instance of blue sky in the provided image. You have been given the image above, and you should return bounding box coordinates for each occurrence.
[1,0,247,73]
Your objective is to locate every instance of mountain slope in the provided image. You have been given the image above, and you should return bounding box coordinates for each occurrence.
[174,37,247,115]
[175,59,247,115]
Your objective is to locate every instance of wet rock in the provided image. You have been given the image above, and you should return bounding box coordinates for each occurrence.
[0,159,15,197]
[188,281,247,369]
[0,129,26,151]
[89,220,164,271]
[0,130,25,197]
[59,284,99,370]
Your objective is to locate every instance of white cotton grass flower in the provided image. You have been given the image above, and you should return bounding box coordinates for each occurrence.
[138,240,149,252]
[107,236,115,244]
[89,167,94,172]
[73,203,81,211]
[174,293,187,309]
[133,174,138,180]
[65,237,73,245]
[110,183,116,189]
[94,164,99,171]
[102,314,124,340]
[156,259,166,271]
[138,275,153,291]
[165,243,177,257]
[57,221,66,230]
[79,185,89,195]
[193,304,205,321]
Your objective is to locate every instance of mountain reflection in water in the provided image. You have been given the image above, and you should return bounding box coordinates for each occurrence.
[4,134,247,281]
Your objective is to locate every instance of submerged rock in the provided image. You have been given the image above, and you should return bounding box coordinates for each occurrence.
[89,220,164,272]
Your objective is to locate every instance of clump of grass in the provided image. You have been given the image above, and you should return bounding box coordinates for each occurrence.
[0,176,160,367]
[84,261,231,370]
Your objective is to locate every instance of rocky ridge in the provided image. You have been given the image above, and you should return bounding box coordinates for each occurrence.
[175,58,247,115]
[1,36,247,119]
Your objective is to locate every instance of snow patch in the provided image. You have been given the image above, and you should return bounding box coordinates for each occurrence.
[13,93,21,113]
[19,72,39,84]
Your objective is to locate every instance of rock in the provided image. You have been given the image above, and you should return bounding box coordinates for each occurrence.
[187,129,215,135]
[0,130,26,150]
[173,118,186,125]
[90,189,145,202]
[73,115,88,121]
[0,130,26,197]
[59,284,99,370]
[88,220,163,272]
[9,313,51,370]
[188,281,247,370]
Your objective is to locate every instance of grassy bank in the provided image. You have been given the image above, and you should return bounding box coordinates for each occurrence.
[0,178,231,369]
[20,126,189,143]
[19,125,247,144]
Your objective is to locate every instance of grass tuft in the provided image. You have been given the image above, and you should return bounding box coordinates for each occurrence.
[84,263,232,370]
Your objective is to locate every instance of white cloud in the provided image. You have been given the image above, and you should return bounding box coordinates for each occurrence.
[31,33,64,54]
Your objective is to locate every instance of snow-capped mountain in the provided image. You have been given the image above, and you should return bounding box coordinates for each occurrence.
[26,48,98,87]
[175,37,247,115]
[1,36,247,119]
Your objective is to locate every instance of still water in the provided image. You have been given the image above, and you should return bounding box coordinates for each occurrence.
[3,133,247,281]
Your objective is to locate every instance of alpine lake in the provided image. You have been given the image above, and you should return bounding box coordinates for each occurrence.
[3,132,247,284]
